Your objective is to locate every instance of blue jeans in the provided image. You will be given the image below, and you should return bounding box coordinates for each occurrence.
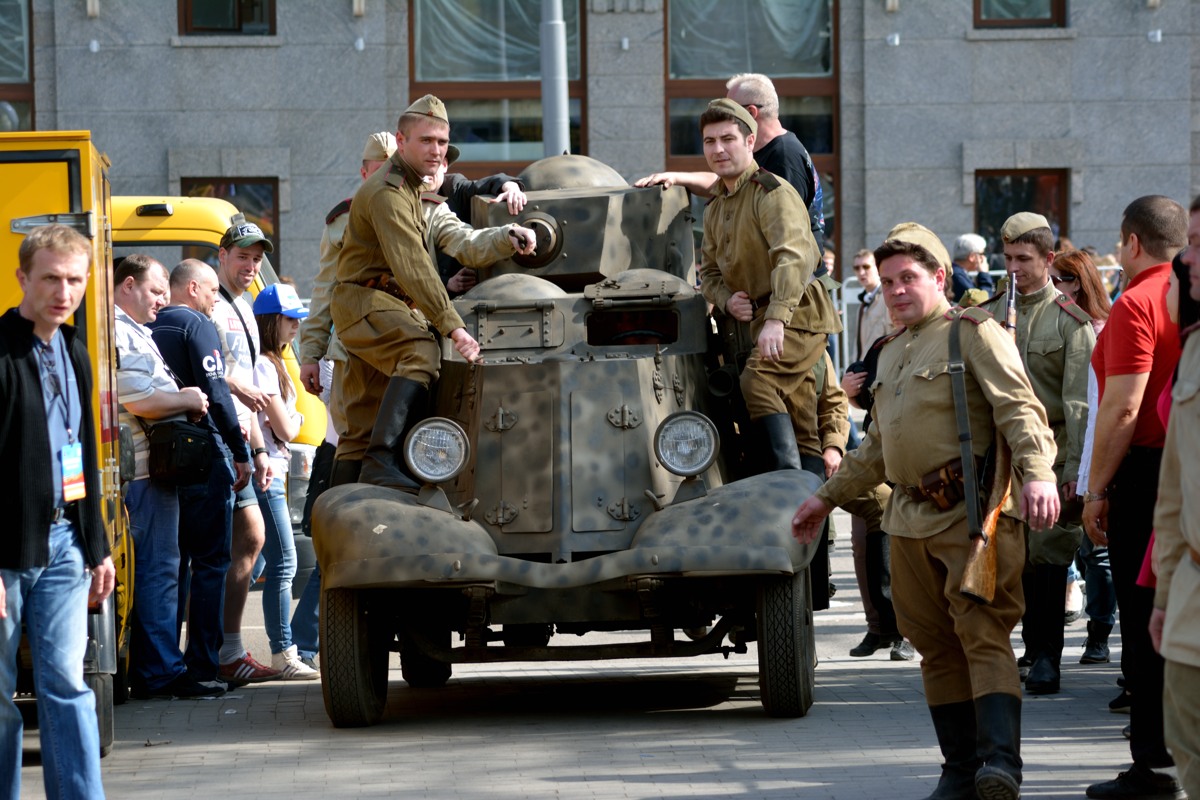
[0,522,104,800]
[292,561,320,660]
[125,478,186,690]
[1078,537,1117,626]
[255,478,296,654]
[177,456,235,680]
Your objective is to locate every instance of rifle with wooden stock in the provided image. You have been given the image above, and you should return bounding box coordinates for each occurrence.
[955,277,1018,605]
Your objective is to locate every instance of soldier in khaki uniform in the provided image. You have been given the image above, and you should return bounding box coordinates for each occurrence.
[299,131,396,485]
[696,98,841,470]
[793,223,1061,800]
[980,213,1095,697]
[331,95,534,489]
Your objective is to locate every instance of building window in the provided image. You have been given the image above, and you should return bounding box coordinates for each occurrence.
[179,0,276,36]
[0,0,33,131]
[974,0,1066,28]
[180,177,280,266]
[665,0,838,243]
[410,0,585,174]
[975,169,1069,257]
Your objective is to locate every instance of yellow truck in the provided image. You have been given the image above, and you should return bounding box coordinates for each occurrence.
[1,130,324,755]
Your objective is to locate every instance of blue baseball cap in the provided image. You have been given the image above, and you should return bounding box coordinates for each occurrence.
[253,283,308,319]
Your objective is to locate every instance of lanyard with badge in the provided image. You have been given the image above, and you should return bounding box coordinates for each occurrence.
[38,334,87,503]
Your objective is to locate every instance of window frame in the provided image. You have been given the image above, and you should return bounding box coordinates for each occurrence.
[0,0,34,131]
[180,175,281,269]
[178,0,277,36]
[407,0,588,179]
[973,0,1066,29]
[662,0,840,251]
[974,168,1070,252]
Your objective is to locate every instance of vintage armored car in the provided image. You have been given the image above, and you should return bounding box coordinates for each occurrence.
[312,155,822,728]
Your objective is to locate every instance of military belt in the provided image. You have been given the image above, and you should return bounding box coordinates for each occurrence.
[749,293,772,315]
[358,274,415,308]
[902,457,982,512]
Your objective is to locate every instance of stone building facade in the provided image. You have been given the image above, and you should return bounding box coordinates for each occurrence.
[8,1,1198,291]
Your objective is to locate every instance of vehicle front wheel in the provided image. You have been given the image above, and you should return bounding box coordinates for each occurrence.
[755,568,815,718]
[320,588,393,727]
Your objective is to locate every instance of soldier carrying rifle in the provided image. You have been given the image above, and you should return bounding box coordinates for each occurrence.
[791,222,1061,800]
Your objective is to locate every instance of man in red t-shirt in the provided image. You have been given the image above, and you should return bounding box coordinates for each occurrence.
[1084,195,1187,800]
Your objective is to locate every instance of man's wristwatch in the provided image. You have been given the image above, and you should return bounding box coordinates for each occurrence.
[252,447,268,458]
[1083,489,1107,503]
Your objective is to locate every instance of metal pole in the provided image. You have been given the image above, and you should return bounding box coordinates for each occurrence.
[540,0,570,157]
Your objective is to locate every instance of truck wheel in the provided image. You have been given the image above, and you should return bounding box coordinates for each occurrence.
[755,568,815,718]
[400,630,452,688]
[320,588,392,728]
[87,672,115,757]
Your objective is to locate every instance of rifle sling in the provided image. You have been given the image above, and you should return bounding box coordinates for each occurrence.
[948,317,985,541]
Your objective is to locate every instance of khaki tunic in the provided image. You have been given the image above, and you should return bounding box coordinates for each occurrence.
[1155,331,1200,796]
[817,300,1058,537]
[699,162,841,419]
[982,280,1093,564]
[792,350,849,459]
[1153,331,1200,669]
[333,189,516,461]
[299,203,350,367]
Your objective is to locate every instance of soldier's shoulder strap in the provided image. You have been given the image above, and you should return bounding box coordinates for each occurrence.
[1055,293,1092,325]
[383,159,407,189]
[420,192,446,205]
[749,168,781,193]
[324,198,352,225]
[944,306,993,325]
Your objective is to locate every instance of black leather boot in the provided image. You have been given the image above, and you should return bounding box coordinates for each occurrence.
[923,701,979,800]
[757,413,801,471]
[1026,564,1066,695]
[357,377,429,492]
[975,693,1023,800]
[1080,620,1113,664]
[329,458,362,488]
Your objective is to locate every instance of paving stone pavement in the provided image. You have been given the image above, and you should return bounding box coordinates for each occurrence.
[20,511,1138,799]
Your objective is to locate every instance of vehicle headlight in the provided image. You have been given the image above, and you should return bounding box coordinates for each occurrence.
[653,412,719,477]
[404,418,471,484]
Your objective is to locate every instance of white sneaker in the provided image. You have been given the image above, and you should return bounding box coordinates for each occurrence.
[299,654,318,671]
[271,645,320,681]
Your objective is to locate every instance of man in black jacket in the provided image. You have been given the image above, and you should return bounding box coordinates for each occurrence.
[149,259,253,685]
[0,224,114,798]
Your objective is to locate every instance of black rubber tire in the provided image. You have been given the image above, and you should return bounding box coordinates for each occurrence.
[87,672,115,758]
[756,568,815,718]
[400,630,452,688]
[320,588,392,728]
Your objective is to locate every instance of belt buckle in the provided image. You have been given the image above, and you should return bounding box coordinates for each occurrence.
[51,505,67,523]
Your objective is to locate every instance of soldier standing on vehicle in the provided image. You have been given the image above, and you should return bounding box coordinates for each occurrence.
[695,98,840,471]
[980,213,1094,697]
[298,131,396,487]
[330,95,534,490]
[792,222,1061,800]
[0,224,114,798]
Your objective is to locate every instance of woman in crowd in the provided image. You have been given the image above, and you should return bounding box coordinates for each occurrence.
[252,284,318,680]
[1051,250,1117,668]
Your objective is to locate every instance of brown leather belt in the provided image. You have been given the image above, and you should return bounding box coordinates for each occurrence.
[903,457,976,512]
[358,274,415,308]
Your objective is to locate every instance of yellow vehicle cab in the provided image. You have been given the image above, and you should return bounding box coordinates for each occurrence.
[110,196,327,529]
[1,130,131,756]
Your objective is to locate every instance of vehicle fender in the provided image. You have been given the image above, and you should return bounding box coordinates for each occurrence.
[312,482,497,590]
[631,469,823,574]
